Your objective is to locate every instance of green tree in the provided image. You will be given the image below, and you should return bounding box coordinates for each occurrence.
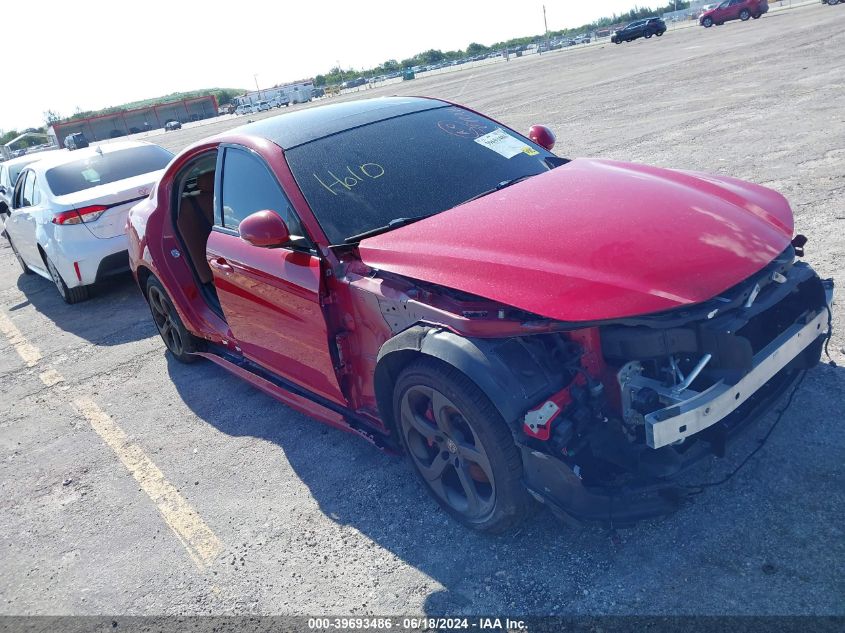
[466,42,489,55]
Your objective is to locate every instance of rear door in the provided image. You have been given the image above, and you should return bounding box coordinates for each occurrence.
[727,0,743,19]
[206,145,346,405]
[6,170,42,267]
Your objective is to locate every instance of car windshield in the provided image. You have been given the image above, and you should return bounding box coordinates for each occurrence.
[285,105,558,244]
[45,145,174,196]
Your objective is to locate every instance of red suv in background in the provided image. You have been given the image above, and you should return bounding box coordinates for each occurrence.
[700,0,768,27]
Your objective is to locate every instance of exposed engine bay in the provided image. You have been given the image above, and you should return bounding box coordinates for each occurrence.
[512,246,832,522]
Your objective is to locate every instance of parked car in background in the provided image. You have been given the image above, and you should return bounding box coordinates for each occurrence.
[257,101,271,112]
[127,97,831,532]
[700,0,768,26]
[611,17,666,43]
[269,96,290,108]
[235,104,253,115]
[0,155,46,233]
[822,0,841,5]
[64,133,89,150]
[165,120,182,131]
[5,141,173,303]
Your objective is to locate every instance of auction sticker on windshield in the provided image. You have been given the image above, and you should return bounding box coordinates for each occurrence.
[474,128,537,158]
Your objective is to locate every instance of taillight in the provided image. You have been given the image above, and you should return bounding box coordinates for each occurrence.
[52,205,108,225]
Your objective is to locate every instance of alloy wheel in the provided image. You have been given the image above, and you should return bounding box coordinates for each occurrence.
[399,385,496,520]
[148,285,184,356]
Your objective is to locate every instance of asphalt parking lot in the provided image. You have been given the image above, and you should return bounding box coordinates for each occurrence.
[1,2,843,617]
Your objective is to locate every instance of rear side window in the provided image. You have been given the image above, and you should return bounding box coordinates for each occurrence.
[45,145,173,196]
[21,171,36,207]
[219,147,307,238]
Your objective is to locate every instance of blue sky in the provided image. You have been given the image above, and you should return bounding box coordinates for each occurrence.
[4,0,652,130]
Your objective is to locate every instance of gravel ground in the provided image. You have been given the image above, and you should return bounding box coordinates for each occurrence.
[0,2,842,617]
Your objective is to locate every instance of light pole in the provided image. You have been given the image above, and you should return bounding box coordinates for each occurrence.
[542,4,549,52]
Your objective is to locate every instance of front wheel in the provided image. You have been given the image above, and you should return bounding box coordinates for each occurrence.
[394,358,534,533]
[45,253,88,303]
[146,277,198,363]
[752,11,762,18]
[702,17,713,27]
[656,30,664,36]
[740,9,751,20]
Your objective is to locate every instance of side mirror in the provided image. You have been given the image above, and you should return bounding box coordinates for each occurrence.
[528,125,556,151]
[239,210,290,248]
[0,185,6,195]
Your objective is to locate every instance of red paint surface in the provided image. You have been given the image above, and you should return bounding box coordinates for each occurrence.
[206,230,345,405]
[358,158,792,322]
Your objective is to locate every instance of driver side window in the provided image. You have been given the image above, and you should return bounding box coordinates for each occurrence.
[219,147,309,245]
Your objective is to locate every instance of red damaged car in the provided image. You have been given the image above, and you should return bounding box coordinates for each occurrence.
[700,0,768,27]
[127,97,833,532]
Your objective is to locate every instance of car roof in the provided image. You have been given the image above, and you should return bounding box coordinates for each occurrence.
[2,153,49,168]
[234,96,448,149]
[26,140,164,172]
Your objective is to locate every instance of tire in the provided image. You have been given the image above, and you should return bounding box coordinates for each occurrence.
[44,253,88,303]
[656,30,664,36]
[393,357,534,533]
[752,11,762,18]
[644,31,653,39]
[146,276,198,363]
[740,9,751,20]
[703,17,713,27]
[7,236,32,275]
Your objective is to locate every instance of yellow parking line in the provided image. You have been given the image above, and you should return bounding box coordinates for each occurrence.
[74,397,224,570]
[0,312,41,367]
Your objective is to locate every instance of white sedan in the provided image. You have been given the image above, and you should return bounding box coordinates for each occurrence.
[4,140,173,303]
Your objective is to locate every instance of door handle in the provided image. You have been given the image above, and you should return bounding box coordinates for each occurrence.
[209,257,233,273]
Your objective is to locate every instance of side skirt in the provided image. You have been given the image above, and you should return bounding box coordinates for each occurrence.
[196,345,398,452]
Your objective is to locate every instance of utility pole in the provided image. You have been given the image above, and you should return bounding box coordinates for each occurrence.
[542,4,548,54]
[253,74,260,93]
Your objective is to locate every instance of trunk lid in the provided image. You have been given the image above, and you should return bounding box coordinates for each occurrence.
[55,171,163,239]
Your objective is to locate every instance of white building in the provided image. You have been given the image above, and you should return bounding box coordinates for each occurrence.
[235,81,315,107]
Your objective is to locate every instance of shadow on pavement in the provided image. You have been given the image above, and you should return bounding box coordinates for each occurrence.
[166,353,845,616]
[15,271,155,346]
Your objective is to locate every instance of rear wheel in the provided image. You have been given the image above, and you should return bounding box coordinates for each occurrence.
[645,31,653,38]
[394,358,534,533]
[146,277,198,363]
[656,30,664,36]
[740,9,751,20]
[45,253,88,303]
[7,236,31,275]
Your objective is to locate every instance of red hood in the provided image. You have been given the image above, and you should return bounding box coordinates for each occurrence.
[357,159,794,322]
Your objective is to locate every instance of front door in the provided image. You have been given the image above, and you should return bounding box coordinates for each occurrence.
[206,145,345,405]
